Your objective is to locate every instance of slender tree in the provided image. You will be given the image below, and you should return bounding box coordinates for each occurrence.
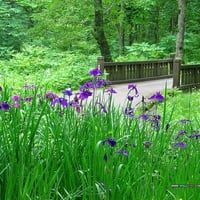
[93,0,112,61]
[176,0,186,60]
[119,1,125,55]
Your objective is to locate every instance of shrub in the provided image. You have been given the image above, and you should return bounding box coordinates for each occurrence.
[116,42,167,61]
[0,44,97,92]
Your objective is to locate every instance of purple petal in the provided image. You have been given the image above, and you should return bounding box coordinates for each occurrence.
[89,67,102,76]
[45,92,58,100]
[62,88,73,96]
[102,138,116,147]
[143,141,152,148]
[11,95,21,101]
[173,142,186,148]
[106,87,117,94]
[0,102,10,110]
[148,92,165,102]
[179,119,192,124]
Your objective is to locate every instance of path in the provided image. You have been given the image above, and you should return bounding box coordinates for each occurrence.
[109,78,173,107]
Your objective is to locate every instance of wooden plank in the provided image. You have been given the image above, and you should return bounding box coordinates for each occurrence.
[102,58,200,89]
[104,59,172,66]
[108,75,173,84]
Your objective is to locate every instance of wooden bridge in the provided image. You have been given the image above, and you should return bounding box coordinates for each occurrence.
[97,54,200,89]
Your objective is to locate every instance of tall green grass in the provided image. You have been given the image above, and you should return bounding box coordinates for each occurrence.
[0,70,200,200]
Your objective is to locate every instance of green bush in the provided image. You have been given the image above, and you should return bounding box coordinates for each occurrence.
[116,42,167,61]
[183,32,200,63]
[0,44,97,92]
[159,34,176,55]
[0,1,32,58]
[159,33,200,63]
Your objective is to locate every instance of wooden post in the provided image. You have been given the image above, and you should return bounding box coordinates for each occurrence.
[173,57,181,88]
[97,56,104,72]
[170,53,175,74]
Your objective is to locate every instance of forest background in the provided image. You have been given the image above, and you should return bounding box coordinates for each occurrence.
[0,0,199,92]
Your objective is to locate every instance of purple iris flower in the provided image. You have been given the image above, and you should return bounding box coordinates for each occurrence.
[106,88,117,94]
[11,95,21,101]
[128,84,137,90]
[45,92,58,100]
[127,95,134,101]
[0,86,2,91]
[173,142,186,148]
[175,130,186,140]
[125,107,134,118]
[96,79,105,88]
[96,79,111,88]
[115,150,128,156]
[128,84,139,97]
[96,79,112,88]
[97,102,107,113]
[102,138,117,147]
[148,92,165,102]
[51,97,68,107]
[143,141,152,148]
[70,94,82,112]
[138,114,149,120]
[122,150,128,156]
[24,97,33,102]
[89,67,102,76]
[152,114,161,131]
[73,93,79,104]
[0,102,10,110]
[153,115,161,120]
[189,134,200,139]
[79,90,92,100]
[188,131,200,139]
[74,104,82,113]
[14,102,20,108]
[179,119,192,124]
[62,88,73,96]
[80,81,95,90]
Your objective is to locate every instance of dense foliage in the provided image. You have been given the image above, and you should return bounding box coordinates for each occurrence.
[0,0,199,90]
[0,0,34,58]
[0,45,97,92]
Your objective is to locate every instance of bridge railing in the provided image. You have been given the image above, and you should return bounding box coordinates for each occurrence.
[98,54,179,87]
[97,55,200,89]
[180,64,200,89]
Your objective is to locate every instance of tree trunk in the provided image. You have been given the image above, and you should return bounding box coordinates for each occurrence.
[94,0,112,62]
[154,6,160,44]
[176,0,186,60]
[119,23,124,55]
[119,2,124,55]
